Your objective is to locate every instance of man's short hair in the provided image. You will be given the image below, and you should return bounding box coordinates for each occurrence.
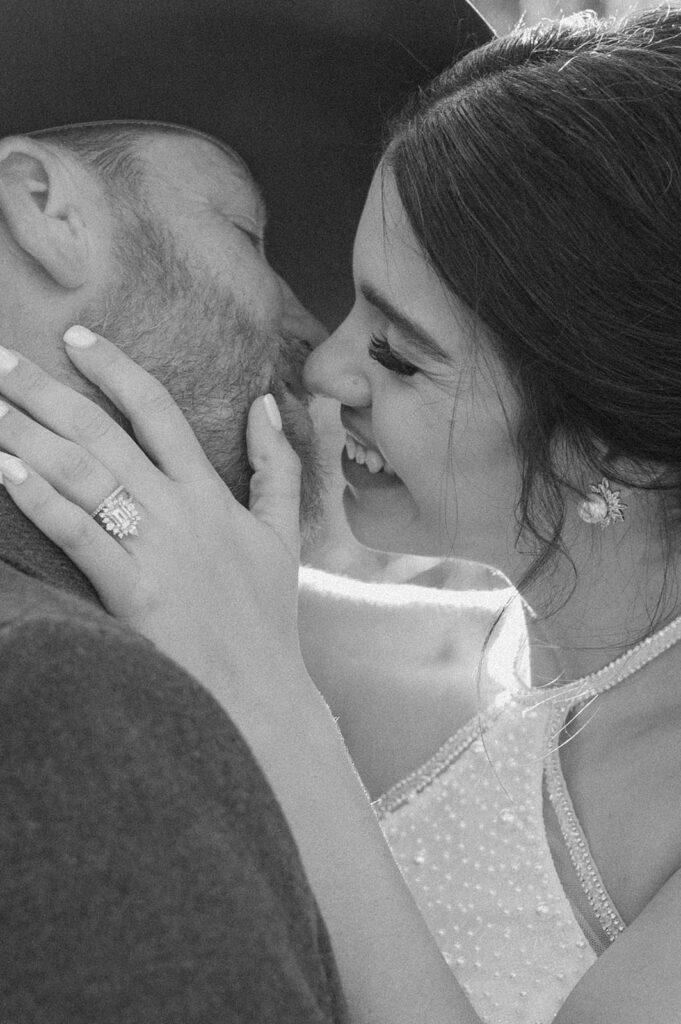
[26,120,250,204]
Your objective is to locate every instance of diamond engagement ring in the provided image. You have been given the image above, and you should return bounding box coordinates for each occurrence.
[91,486,142,539]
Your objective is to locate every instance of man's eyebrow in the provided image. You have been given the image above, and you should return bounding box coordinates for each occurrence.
[246,177,268,230]
[359,283,451,364]
[228,165,268,231]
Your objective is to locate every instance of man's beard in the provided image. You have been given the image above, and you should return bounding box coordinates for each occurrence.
[80,212,326,548]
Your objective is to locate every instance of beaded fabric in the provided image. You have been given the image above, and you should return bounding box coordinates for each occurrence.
[374,613,681,1024]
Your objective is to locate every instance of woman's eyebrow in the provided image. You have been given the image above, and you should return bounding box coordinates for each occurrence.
[359,283,451,365]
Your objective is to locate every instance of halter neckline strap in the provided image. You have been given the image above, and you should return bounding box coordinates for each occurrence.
[529,612,681,705]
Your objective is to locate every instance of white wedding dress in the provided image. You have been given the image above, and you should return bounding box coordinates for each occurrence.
[375,680,610,1024]
[374,609,681,1024]
[300,564,681,1023]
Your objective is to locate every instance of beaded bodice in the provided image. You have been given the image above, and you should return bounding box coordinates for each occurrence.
[374,614,681,1024]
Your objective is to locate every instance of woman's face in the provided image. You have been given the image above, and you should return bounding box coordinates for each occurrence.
[304,166,524,573]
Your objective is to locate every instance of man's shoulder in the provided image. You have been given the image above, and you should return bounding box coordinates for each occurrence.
[0,558,307,836]
[0,559,253,796]
[0,559,238,754]
[0,559,294,863]
[0,564,348,1023]
[0,556,132,640]
[0,558,183,690]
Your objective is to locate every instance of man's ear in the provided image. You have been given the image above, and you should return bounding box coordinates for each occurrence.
[0,137,90,289]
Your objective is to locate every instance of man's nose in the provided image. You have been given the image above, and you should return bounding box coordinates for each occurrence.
[278,277,328,349]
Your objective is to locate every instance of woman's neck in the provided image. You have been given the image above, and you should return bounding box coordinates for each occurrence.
[517,516,681,686]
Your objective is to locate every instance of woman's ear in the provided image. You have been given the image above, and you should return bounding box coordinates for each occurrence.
[0,136,90,289]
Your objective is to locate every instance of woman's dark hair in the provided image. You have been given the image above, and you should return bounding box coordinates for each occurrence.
[387,5,681,604]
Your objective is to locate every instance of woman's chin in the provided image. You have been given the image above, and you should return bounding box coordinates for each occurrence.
[342,485,441,557]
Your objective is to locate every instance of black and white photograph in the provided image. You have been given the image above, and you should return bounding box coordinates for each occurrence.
[0,1,678,1021]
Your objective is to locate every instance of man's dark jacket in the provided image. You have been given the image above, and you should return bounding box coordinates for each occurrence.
[0,499,347,1023]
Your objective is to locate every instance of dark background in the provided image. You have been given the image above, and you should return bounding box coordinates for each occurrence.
[0,0,493,329]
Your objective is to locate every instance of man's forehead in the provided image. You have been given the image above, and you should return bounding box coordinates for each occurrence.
[33,117,266,215]
[140,123,267,220]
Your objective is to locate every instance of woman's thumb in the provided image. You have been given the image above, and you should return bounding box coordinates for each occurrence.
[247,394,302,559]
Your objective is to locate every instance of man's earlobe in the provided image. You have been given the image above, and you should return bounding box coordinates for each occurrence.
[0,139,89,289]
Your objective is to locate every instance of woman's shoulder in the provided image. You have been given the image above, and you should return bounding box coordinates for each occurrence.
[555,861,681,1023]
[298,564,528,799]
[559,645,681,928]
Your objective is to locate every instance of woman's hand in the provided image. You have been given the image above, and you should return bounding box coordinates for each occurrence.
[0,327,307,694]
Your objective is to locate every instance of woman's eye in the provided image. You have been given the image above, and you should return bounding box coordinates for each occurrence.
[368,333,419,378]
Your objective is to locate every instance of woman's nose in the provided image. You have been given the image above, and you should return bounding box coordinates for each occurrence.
[303,327,371,407]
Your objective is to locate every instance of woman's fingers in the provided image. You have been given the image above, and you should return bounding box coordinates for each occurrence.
[0,453,137,609]
[247,394,302,563]
[0,399,120,512]
[0,344,165,500]
[63,327,215,482]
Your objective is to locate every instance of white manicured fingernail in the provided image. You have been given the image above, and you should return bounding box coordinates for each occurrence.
[64,325,98,348]
[0,453,28,484]
[263,393,282,431]
[0,346,19,374]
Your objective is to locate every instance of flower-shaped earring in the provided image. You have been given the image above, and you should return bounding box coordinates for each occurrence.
[577,478,627,528]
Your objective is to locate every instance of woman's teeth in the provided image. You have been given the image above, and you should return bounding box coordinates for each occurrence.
[344,432,396,475]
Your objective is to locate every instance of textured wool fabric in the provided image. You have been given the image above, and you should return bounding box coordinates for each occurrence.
[0,497,347,1024]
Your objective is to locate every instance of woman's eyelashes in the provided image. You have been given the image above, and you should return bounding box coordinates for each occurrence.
[368,333,419,378]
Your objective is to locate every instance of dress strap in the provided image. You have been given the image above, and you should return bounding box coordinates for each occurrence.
[544,702,627,943]
[372,710,496,819]
[538,613,681,947]
[570,612,681,700]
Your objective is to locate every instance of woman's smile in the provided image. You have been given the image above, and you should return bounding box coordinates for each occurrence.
[340,413,399,486]
[343,430,396,476]
[341,445,403,490]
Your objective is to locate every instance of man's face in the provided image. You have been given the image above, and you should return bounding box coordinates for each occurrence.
[81,131,327,533]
